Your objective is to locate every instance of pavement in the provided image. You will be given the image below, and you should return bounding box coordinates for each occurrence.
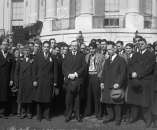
[0,115,157,130]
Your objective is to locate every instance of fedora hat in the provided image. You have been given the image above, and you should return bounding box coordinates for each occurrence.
[110,88,124,102]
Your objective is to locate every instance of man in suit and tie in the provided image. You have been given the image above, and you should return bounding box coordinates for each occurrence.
[32,41,58,121]
[0,39,13,117]
[62,40,86,122]
[100,41,127,126]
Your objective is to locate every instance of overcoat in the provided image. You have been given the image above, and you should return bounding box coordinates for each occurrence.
[0,51,13,102]
[32,52,58,103]
[101,55,127,104]
[16,58,34,103]
[127,51,155,107]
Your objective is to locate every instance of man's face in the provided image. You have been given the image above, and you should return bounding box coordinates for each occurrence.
[55,47,60,54]
[134,37,140,46]
[71,42,78,52]
[101,41,107,50]
[80,44,86,52]
[50,40,56,48]
[34,44,39,53]
[63,46,68,54]
[117,43,123,52]
[125,46,133,55]
[1,41,9,52]
[107,44,115,56]
[43,43,50,53]
[29,43,34,52]
[139,40,147,51]
[89,46,96,55]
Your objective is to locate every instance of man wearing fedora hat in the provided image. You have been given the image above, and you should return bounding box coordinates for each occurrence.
[100,41,127,126]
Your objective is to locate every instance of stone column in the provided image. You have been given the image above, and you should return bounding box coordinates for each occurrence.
[125,0,144,31]
[152,0,157,29]
[41,0,57,35]
[3,0,12,34]
[29,0,38,23]
[75,0,93,30]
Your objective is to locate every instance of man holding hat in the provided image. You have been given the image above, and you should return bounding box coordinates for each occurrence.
[100,41,127,126]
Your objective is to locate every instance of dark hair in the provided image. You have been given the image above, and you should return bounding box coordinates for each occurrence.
[43,41,50,46]
[101,39,107,43]
[49,38,56,43]
[125,43,134,49]
[116,40,124,46]
[138,37,147,44]
[107,41,116,46]
[133,35,143,43]
[89,42,97,49]
[90,39,96,44]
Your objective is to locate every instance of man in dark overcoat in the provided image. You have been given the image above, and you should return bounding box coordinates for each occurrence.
[127,37,155,127]
[62,40,86,122]
[33,41,58,121]
[16,46,34,119]
[100,41,127,126]
[0,39,13,117]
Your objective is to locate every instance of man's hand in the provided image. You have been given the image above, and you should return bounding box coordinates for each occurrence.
[132,72,137,78]
[54,83,57,87]
[100,83,104,90]
[68,74,75,80]
[9,80,14,86]
[33,81,38,87]
[113,83,119,89]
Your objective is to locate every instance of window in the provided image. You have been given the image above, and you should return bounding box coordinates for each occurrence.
[143,0,152,16]
[12,0,24,21]
[105,0,119,12]
[104,18,119,27]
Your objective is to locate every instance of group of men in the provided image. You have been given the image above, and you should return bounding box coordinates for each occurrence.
[0,35,157,128]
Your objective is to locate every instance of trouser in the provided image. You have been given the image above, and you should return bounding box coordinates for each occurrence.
[36,103,51,119]
[106,104,122,121]
[65,87,80,119]
[0,102,8,115]
[21,103,32,115]
[85,75,102,117]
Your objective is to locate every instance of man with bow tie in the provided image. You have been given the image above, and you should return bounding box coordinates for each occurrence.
[62,40,86,122]
[32,41,58,121]
[0,39,13,117]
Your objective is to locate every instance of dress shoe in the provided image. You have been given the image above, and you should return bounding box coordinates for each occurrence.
[152,121,157,128]
[145,120,152,128]
[103,117,114,124]
[20,113,26,119]
[76,116,82,122]
[27,114,32,119]
[65,117,71,123]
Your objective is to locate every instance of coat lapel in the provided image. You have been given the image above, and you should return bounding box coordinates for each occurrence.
[21,59,31,72]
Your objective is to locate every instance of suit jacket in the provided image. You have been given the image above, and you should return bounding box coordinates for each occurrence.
[101,55,127,104]
[62,51,86,91]
[32,52,58,103]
